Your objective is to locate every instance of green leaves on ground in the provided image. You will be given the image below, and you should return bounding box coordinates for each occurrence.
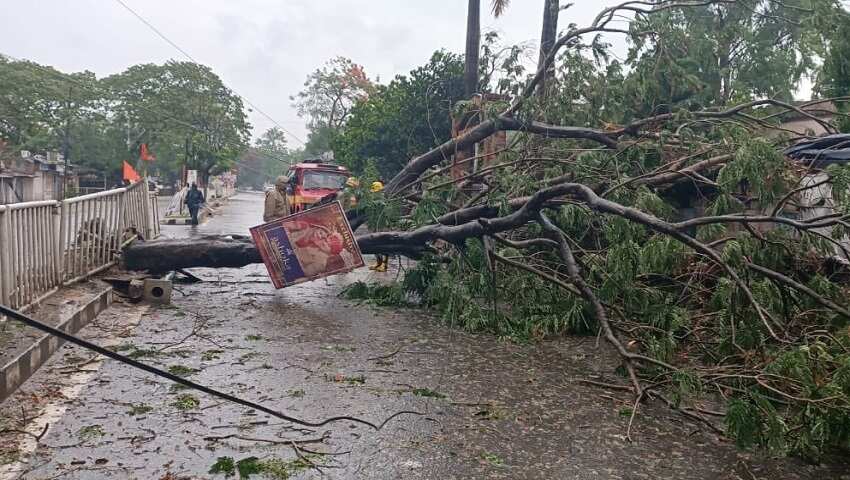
[209,455,320,479]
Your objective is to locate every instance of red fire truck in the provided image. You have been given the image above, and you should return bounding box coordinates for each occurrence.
[286,161,352,212]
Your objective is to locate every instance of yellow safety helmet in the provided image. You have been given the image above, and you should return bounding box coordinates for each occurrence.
[370,181,384,193]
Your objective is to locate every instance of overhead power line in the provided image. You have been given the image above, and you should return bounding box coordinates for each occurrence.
[112,0,307,146]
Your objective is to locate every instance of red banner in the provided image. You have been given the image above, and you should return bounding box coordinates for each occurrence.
[140,143,156,162]
[122,161,141,183]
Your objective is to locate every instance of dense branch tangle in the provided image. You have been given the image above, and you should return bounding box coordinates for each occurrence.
[355,0,850,457]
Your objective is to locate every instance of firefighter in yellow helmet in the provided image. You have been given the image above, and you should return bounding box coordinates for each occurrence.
[368,180,389,272]
[342,177,360,209]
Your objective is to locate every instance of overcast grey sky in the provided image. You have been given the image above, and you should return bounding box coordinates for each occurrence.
[2,0,630,146]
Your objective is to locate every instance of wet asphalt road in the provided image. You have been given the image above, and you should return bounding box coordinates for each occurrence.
[1,192,849,479]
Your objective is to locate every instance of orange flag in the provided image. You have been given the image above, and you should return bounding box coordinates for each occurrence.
[123,161,141,183]
[140,143,156,162]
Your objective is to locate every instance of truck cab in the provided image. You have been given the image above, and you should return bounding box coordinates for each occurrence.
[286,161,351,212]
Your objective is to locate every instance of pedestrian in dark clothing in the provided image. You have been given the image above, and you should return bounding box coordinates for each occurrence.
[185,183,205,225]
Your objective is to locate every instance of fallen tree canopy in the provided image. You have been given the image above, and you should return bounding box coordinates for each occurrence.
[124,0,850,461]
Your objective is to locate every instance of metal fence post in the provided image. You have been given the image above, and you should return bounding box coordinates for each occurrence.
[0,206,10,307]
[141,180,152,240]
[56,200,66,282]
[116,187,126,249]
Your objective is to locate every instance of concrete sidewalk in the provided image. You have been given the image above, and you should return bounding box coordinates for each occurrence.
[0,281,112,401]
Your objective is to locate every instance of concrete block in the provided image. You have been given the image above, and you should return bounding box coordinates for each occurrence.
[143,278,172,304]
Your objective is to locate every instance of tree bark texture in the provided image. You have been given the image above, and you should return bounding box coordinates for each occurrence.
[537,0,559,96]
[465,0,481,97]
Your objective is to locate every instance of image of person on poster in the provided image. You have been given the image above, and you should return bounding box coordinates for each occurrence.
[285,220,356,278]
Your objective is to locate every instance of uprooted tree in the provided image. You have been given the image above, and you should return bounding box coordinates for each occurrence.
[126,1,850,459]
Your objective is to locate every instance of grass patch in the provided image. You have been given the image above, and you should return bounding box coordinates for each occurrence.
[172,394,200,411]
[245,334,264,341]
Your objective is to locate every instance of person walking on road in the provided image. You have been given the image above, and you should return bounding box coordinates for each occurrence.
[185,183,205,226]
[263,175,291,223]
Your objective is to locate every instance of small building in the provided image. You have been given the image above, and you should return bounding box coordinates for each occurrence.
[450,93,509,181]
[784,134,850,264]
[0,148,76,205]
[778,101,837,137]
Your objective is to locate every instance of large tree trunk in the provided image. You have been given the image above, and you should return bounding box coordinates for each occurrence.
[122,234,435,273]
[464,0,481,97]
[537,0,559,97]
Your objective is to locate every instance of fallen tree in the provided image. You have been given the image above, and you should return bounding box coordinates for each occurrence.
[124,0,850,460]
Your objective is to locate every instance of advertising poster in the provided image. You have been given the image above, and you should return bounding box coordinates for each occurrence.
[250,201,365,288]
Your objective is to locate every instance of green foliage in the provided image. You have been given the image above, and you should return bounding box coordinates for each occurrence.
[76,425,104,442]
[717,139,788,206]
[332,51,464,178]
[330,0,850,461]
[412,388,447,399]
[341,281,410,307]
[167,365,199,377]
[127,404,154,416]
[209,456,236,477]
[621,0,837,116]
[172,393,200,411]
[816,12,850,98]
[0,57,250,184]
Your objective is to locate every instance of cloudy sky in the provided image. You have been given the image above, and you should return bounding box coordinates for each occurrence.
[2,0,629,146]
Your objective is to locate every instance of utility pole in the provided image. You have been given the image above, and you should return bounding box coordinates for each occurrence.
[61,86,72,199]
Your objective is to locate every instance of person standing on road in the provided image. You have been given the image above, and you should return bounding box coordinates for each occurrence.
[368,180,390,272]
[263,175,291,223]
[185,183,205,226]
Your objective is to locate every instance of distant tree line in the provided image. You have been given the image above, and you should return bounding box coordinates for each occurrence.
[0,59,251,187]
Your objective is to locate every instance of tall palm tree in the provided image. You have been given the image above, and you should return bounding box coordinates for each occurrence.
[537,0,559,96]
[464,0,511,97]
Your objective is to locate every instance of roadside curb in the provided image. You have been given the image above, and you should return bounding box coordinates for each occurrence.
[0,288,113,402]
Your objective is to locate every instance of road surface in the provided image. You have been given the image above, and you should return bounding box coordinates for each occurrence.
[1,192,847,479]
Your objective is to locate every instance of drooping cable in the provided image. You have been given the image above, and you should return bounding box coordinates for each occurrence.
[0,303,418,430]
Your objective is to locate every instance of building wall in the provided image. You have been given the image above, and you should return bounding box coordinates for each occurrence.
[780,116,835,137]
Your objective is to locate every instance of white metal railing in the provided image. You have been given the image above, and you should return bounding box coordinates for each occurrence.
[0,180,159,310]
[0,200,61,308]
